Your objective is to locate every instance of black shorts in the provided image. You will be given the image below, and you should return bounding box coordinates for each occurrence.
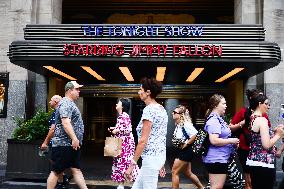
[51,146,81,174]
[237,148,250,173]
[205,162,228,174]
[176,145,194,162]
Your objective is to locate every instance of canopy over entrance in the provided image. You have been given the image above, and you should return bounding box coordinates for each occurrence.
[8,24,281,85]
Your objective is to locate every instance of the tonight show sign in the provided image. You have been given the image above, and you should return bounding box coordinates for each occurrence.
[63,25,222,57]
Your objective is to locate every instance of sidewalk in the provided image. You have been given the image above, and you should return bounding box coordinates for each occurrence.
[0,178,198,189]
[1,165,283,189]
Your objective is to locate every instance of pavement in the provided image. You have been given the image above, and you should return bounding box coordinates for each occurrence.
[0,172,201,189]
[1,173,284,188]
[1,156,284,189]
[0,171,284,189]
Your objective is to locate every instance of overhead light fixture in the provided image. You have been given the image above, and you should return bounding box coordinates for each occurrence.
[186,68,204,82]
[81,66,105,81]
[43,66,76,80]
[215,68,245,82]
[156,67,166,81]
[119,67,134,81]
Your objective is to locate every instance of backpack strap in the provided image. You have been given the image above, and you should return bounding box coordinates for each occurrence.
[204,114,217,130]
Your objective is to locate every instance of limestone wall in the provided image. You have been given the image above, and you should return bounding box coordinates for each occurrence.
[0,0,62,165]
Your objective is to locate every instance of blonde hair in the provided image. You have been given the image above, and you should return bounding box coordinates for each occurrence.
[51,95,62,103]
[176,105,192,126]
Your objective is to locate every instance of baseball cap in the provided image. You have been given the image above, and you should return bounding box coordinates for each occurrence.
[65,81,83,92]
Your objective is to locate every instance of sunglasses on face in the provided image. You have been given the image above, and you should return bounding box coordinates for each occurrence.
[172,111,181,114]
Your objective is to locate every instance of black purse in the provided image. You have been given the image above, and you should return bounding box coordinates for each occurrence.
[172,127,189,149]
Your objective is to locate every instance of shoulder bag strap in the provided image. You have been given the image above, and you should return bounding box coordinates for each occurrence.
[181,126,190,139]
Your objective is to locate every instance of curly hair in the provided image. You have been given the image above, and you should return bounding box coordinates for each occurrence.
[140,77,163,99]
[175,105,193,126]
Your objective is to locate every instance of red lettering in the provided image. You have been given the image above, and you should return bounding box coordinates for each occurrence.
[77,45,85,55]
[213,45,222,57]
[70,44,78,55]
[161,45,168,56]
[178,46,187,55]
[114,45,124,56]
[201,45,212,56]
[63,44,70,56]
[147,45,161,56]
[173,45,179,56]
[85,45,93,56]
[193,45,201,56]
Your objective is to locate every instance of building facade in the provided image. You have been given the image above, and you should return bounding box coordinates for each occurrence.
[0,0,283,172]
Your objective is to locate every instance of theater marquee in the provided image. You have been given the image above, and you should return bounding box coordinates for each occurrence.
[63,44,222,57]
[63,25,222,58]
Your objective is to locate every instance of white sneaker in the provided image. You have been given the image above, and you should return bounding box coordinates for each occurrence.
[117,184,124,189]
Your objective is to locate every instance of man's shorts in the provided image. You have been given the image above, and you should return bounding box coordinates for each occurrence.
[51,146,81,174]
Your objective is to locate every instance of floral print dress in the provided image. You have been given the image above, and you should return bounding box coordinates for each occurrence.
[111,112,139,182]
[247,115,277,167]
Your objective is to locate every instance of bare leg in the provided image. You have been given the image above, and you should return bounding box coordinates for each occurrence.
[209,173,227,189]
[47,171,59,189]
[183,162,204,189]
[70,168,88,189]
[172,159,187,189]
[244,173,252,189]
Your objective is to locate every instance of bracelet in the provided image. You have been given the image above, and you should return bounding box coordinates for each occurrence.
[130,159,137,165]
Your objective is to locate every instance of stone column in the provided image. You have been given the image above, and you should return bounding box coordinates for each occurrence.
[164,99,179,147]
[262,0,284,170]
[34,0,62,111]
[164,99,179,172]
[0,0,36,165]
[263,0,284,127]
[235,0,284,171]
[234,0,264,91]
[0,0,63,165]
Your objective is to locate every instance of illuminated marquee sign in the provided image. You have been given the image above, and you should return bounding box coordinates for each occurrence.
[81,25,203,37]
[63,44,222,57]
[62,25,223,58]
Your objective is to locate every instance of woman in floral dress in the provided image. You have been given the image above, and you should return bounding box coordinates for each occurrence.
[108,98,138,189]
[246,93,284,189]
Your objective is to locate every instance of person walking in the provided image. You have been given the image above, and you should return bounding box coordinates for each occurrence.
[246,93,284,189]
[40,95,70,189]
[47,81,88,189]
[125,77,168,189]
[41,95,62,150]
[229,89,271,189]
[171,105,204,189]
[108,98,139,189]
[203,94,239,189]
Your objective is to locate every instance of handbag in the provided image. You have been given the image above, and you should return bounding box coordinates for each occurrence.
[104,136,122,157]
[192,114,224,156]
[172,127,189,149]
[191,128,209,156]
